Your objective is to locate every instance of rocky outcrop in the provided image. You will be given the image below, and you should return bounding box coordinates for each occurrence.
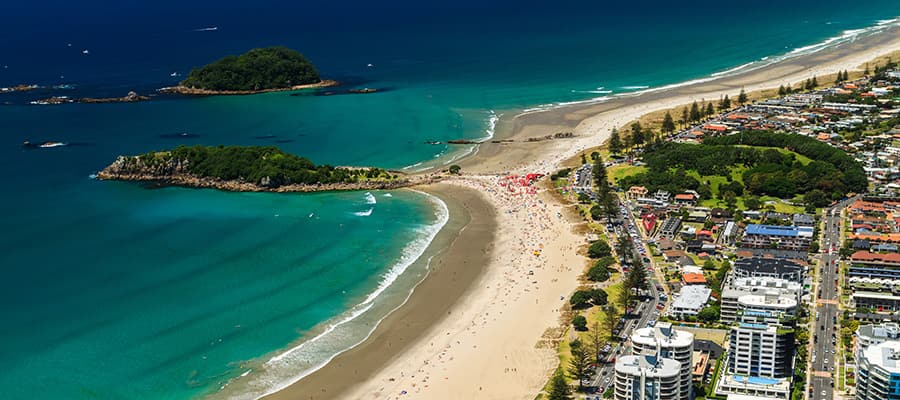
[96,154,438,193]
[80,91,150,103]
[159,80,338,96]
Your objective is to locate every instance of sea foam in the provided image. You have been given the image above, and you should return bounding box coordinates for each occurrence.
[216,192,450,400]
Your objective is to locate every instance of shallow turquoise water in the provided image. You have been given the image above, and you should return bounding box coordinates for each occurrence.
[0,0,898,398]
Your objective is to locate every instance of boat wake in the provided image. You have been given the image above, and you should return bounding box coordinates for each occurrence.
[192,26,218,32]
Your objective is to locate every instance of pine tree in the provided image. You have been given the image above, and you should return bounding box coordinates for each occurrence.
[593,155,610,199]
[681,107,690,128]
[547,368,572,400]
[630,122,644,148]
[568,339,591,391]
[737,88,748,105]
[778,85,786,96]
[705,102,715,118]
[689,101,701,123]
[843,70,849,81]
[662,111,676,134]
[804,78,812,90]
[625,258,649,292]
[865,63,870,75]
[811,75,818,88]
[835,71,843,84]
[608,128,622,155]
[722,94,731,110]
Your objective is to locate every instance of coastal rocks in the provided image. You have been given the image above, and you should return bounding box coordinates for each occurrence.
[30,91,150,105]
[447,139,478,145]
[159,80,338,96]
[80,91,149,103]
[0,84,38,93]
[526,132,575,142]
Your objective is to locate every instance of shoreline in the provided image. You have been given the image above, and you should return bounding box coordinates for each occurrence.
[462,25,900,174]
[159,80,338,96]
[257,24,900,400]
[260,182,498,400]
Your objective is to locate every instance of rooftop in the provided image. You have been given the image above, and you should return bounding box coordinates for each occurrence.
[862,340,900,374]
[745,224,813,238]
[632,322,695,348]
[671,285,712,311]
[615,353,681,378]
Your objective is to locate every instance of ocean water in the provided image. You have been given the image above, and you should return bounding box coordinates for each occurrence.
[0,0,898,399]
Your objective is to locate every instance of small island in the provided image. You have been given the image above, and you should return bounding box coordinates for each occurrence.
[96,145,423,192]
[160,46,337,95]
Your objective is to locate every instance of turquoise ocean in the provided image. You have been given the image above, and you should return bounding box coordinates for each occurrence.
[0,1,898,398]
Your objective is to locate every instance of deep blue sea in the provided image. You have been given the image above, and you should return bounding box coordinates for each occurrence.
[0,1,898,399]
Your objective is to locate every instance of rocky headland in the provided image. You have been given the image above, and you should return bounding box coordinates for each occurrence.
[96,146,439,193]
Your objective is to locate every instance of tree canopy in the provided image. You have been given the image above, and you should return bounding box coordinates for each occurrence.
[181,46,320,91]
[130,145,391,187]
[618,132,866,200]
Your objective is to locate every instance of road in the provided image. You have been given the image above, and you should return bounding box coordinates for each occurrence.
[587,196,660,395]
[810,197,855,400]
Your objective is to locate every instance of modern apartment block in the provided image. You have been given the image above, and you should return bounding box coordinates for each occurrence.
[740,224,813,251]
[855,339,900,400]
[720,277,803,323]
[630,323,694,400]
[614,351,682,400]
[715,313,795,400]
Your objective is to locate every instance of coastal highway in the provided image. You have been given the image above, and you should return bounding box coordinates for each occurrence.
[810,197,855,400]
[588,196,660,395]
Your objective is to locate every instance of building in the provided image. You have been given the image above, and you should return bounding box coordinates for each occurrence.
[741,224,813,251]
[627,186,649,200]
[682,273,707,285]
[669,285,712,317]
[855,340,900,400]
[732,258,804,283]
[856,322,900,351]
[614,352,681,400]
[714,374,791,400]
[721,221,739,244]
[687,211,708,223]
[853,291,900,312]
[850,251,900,281]
[630,323,694,400]
[792,213,815,227]
[674,193,697,206]
[727,317,795,379]
[720,277,803,323]
[658,217,683,240]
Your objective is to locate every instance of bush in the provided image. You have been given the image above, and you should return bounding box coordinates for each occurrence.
[572,315,588,331]
[588,239,612,258]
[587,264,611,282]
[570,290,592,308]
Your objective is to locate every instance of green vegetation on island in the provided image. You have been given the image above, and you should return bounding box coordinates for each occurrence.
[180,47,321,91]
[106,145,397,189]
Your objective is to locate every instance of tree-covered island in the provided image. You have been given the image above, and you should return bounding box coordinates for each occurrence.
[96,145,420,192]
[163,47,337,95]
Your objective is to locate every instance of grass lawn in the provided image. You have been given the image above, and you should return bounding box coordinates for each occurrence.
[608,164,647,185]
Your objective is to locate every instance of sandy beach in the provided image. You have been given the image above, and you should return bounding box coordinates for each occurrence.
[264,26,900,400]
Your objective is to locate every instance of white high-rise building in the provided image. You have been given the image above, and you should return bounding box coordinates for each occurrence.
[630,322,694,400]
[727,315,795,378]
[856,339,900,400]
[614,351,681,400]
